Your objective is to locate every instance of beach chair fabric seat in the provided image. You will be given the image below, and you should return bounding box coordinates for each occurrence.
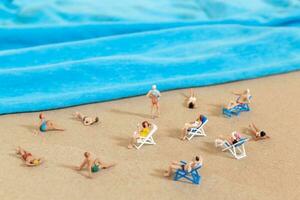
[173,161,202,184]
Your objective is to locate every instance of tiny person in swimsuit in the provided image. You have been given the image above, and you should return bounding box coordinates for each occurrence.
[233,89,251,104]
[181,114,207,140]
[164,155,203,177]
[248,123,270,141]
[215,132,243,147]
[74,112,99,126]
[77,152,116,178]
[39,113,64,133]
[187,89,197,109]
[16,146,43,166]
[128,121,151,149]
[146,85,161,118]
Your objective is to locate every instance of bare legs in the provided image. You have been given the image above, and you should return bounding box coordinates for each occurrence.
[127,132,139,149]
[181,123,198,140]
[164,161,182,177]
[151,102,160,118]
[74,112,99,126]
[46,121,64,131]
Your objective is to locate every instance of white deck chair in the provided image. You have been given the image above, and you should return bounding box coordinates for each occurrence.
[186,119,208,140]
[221,138,249,159]
[134,124,158,150]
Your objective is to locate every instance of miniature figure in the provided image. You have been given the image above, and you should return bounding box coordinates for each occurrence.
[164,155,203,177]
[16,146,43,166]
[74,111,99,126]
[181,114,207,140]
[128,121,151,149]
[77,152,116,178]
[187,89,197,109]
[38,113,65,132]
[248,123,270,141]
[146,85,161,118]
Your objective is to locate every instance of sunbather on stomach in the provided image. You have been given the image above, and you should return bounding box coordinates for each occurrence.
[181,114,207,140]
[128,121,151,149]
[16,146,43,166]
[164,156,203,177]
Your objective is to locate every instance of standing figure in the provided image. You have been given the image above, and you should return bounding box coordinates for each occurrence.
[146,85,161,118]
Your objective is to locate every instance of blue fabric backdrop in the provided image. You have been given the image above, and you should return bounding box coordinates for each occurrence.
[0,0,300,114]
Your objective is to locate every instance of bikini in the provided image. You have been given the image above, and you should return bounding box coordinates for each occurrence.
[22,152,32,161]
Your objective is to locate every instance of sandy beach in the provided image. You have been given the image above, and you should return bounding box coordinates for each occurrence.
[0,71,299,200]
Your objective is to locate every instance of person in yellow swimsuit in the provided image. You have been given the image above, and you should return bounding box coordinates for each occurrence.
[128,121,151,149]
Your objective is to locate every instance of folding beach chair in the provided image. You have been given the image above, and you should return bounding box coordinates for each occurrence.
[186,118,208,140]
[221,138,249,159]
[134,124,158,150]
[174,161,202,184]
[223,103,250,118]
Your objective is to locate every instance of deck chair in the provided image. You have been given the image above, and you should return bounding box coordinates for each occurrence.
[134,124,158,150]
[221,138,249,159]
[186,118,208,140]
[223,103,250,118]
[174,161,202,184]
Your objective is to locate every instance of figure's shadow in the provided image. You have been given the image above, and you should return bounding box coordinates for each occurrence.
[199,141,227,158]
[207,103,223,117]
[110,108,152,119]
[150,168,167,181]
[20,124,37,133]
[58,164,91,179]
[111,135,129,149]
[166,128,181,140]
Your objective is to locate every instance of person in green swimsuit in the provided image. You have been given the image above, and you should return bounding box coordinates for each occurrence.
[77,152,116,178]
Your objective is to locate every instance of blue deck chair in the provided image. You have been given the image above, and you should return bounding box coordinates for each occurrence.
[223,103,250,117]
[173,161,202,184]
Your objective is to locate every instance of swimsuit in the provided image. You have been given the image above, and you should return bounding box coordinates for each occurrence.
[22,152,32,161]
[91,164,100,173]
[40,121,47,132]
[140,128,150,137]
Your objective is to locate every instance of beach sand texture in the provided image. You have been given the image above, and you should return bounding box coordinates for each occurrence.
[0,71,299,200]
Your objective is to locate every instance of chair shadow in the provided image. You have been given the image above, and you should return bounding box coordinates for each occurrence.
[111,135,129,149]
[199,141,228,158]
[58,164,91,179]
[207,103,223,117]
[167,128,181,140]
[110,108,152,119]
[150,168,168,180]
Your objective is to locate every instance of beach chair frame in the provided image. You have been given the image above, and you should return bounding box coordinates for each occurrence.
[222,138,249,159]
[223,103,250,118]
[134,124,158,150]
[174,161,202,184]
[186,119,208,140]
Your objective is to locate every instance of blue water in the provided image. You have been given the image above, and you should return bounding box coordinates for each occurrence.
[1,1,300,114]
